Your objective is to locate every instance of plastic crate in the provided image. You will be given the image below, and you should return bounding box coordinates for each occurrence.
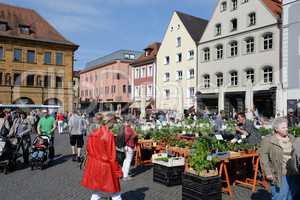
[182,172,222,200]
[153,163,185,186]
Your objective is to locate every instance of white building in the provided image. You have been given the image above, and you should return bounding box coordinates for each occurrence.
[282,0,300,115]
[198,0,282,117]
[156,11,208,114]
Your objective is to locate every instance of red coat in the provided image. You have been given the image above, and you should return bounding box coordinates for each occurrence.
[81,126,122,193]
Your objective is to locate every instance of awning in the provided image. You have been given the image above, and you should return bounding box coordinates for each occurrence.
[0,104,61,108]
[129,101,152,109]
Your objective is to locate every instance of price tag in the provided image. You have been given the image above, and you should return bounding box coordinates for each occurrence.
[215,134,224,140]
[207,155,212,161]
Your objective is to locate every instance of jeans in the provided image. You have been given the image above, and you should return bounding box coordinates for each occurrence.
[32,151,44,159]
[49,136,55,160]
[58,121,64,134]
[122,146,134,178]
[90,191,122,200]
[271,176,300,200]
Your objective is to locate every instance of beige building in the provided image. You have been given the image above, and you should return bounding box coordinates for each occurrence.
[156,11,207,114]
[73,70,80,110]
[0,3,78,112]
[198,0,282,117]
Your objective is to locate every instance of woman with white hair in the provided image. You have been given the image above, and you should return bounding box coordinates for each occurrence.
[260,117,300,199]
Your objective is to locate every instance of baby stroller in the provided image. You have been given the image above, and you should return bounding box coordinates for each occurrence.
[30,135,49,170]
[0,136,21,174]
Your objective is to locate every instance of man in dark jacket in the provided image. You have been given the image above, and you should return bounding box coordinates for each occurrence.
[287,108,298,128]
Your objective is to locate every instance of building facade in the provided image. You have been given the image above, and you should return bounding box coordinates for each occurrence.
[130,42,160,113]
[156,11,208,114]
[80,50,142,113]
[0,3,78,112]
[73,70,80,110]
[282,0,300,116]
[198,0,282,117]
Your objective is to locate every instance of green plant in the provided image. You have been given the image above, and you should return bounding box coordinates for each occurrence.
[289,127,300,137]
[259,127,272,136]
[155,157,169,162]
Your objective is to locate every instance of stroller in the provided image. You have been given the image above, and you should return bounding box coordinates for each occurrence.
[30,135,49,170]
[0,136,21,174]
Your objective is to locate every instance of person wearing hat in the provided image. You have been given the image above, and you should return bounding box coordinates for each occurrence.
[287,108,298,128]
[81,112,123,200]
[38,109,56,161]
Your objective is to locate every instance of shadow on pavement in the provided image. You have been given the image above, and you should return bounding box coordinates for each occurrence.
[122,187,149,200]
[251,189,271,200]
[130,165,153,177]
[45,154,73,168]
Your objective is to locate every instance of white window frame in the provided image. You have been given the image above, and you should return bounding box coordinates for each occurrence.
[189,87,195,98]
[203,48,210,61]
[232,0,237,10]
[215,24,222,36]
[216,44,223,59]
[147,66,153,77]
[246,37,255,54]
[249,12,256,26]
[220,1,227,12]
[147,85,153,97]
[176,70,183,80]
[263,33,273,50]
[231,18,237,32]
[176,53,182,63]
[189,69,195,79]
[216,73,223,87]
[203,74,210,88]
[263,66,273,83]
[164,56,170,65]
[230,71,238,86]
[165,89,170,99]
[230,41,238,57]
[246,69,255,83]
[187,50,194,60]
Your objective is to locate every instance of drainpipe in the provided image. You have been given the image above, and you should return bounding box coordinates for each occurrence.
[195,42,199,112]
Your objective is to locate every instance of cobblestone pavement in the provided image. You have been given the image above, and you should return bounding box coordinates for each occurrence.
[0,134,271,200]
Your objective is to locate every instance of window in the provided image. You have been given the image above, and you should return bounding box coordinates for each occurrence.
[0,47,3,60]
[215,24,222,36]
[230,71,238,86]
[56,76,62,88]
[189,69,195,79]
[44,75,51,88]
[249,12,256,26]
[263,33,273,50]
[0,72,2,85]
[246,37,255,53]
[116,73,120,80]
[242,0,249,3]
[176,70,183,80]
[19,25,30,34]
[13,48,22,62]
[105,86,109,94]
[176,37,181,47]
[27,50,35,63]
[111,85,116,93]
[26,74,34,86]
[263,66,273,83]
[135,68,140,79]
[5,73,11,85]
[123,85,126,93]
[0,22,8,31]
[216,73,223,87]
[44,52,52,64]
[246,69,255,83]
[128,85,132,94]
[189,87,195,98]
[231,18,237,31]
[216,45,223,59]
[147,85,153,96]
[176,53,182,63]
[147,66,153,77]
[187,50,194,60]
[141,68,146,77]
[203,74,210,88]
[37,75,42,86]
[165,89,170,99]
[221,1,227,12]
[135,86,139,97]
[203,48,210,61]
[164,72,170,82]
[164,56,170,65]
[14,73,21,86]
[230,41,238,57]
[56,52,63,65]
[232,0,237,10]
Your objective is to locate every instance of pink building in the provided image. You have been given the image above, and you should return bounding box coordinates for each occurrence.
[80,50,142,112]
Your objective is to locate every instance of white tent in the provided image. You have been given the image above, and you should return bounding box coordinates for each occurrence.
[218,86,224,112]
[245,79,254,111]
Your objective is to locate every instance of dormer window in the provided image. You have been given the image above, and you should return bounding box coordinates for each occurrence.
[0,21,8,31]
[220,1,227,12]
[145,49,151,56]
[19,25,30,34]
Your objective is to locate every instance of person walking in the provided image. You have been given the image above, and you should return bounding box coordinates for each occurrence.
[122,119,138,181]
[56,112,64,134]
[0,110,10,137]
[287,108,298,128]
[81,113,123,200]
[38,109,56,161]
[68,111,85,162]
[260,117,300,200]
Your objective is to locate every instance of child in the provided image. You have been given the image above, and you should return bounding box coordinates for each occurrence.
[32,136,46,160]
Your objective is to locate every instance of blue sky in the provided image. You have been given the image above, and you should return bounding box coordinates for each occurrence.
[2,0,216,70]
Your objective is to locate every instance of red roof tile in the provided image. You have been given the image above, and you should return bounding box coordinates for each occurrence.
[131,42,161,66]
[0,3,78,48]
[261,0,282,18]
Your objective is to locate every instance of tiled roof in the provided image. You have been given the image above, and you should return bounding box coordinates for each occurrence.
[261,0,282,18]
[131,42,161,66]
[0,3,78,48]
[176,11,208,42]
[82,50,143,73]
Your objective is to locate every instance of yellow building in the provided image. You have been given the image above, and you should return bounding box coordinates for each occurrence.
[0,3,78,112]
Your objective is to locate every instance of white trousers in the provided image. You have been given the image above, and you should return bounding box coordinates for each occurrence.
[122,146,134,178]
[90,192,122,200]
[58,121,64,133]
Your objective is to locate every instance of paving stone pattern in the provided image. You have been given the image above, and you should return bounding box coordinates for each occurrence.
[0,134,271,200]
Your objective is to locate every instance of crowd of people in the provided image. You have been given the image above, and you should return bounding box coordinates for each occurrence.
[1,107,300,200]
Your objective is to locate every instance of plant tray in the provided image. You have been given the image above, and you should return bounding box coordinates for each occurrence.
[152,154,185,167]
[153,163,185,186]
[182,172,222,200]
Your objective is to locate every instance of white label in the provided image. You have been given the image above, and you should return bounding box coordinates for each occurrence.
[215,134,224,140]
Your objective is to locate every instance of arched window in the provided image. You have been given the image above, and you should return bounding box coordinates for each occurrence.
[203,47,210,61]
[216,72,223,87]
[230,71,238,86]
[203,74,210,88]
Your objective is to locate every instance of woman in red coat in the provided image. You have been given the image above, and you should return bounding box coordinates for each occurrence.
[81,113,123,200]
